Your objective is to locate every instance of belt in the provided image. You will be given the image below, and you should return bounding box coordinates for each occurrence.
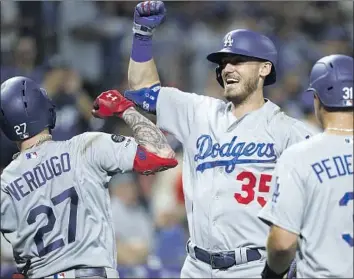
[49,267,107,278]
[187,241,263,270]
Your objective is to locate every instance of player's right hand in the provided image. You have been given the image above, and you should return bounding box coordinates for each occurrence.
[133,1,166,36]
[92,90,135,119]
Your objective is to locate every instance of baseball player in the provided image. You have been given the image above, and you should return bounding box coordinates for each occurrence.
[120,2,317,277]
[259,55,354,278]
[0,76,178,278]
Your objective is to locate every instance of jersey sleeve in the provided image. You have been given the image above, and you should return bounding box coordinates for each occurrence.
[284,120,318,148]
[1,185,17,234]
[258,152,306,235]
[76,132,138,174]
[156,87,208,143]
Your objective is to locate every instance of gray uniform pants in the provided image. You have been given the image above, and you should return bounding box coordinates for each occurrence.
[181,241,267,278]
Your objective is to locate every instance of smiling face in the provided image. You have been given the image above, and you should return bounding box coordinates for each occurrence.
[220,55,272,103]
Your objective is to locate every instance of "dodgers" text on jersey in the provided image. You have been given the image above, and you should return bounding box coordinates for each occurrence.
[194,135,277,173]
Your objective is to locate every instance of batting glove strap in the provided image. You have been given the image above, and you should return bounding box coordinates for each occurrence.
[287,260,297,278]
[132,23,154,37]
[261,262,289,279]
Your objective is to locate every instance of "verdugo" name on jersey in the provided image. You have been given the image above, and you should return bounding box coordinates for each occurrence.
[3,153,71,202]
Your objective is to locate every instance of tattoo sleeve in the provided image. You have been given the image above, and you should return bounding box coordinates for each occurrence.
[122,107,175,158]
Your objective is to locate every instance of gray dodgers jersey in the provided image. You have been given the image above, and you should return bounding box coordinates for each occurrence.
[156,87,316,251]
[1,132,137,278]
[259,133,353,278]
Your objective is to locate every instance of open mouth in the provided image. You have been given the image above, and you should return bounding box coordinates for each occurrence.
[225,78,240,85]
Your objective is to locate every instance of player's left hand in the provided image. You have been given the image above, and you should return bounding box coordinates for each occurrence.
[92,90,135,118]
[133,1,166,36]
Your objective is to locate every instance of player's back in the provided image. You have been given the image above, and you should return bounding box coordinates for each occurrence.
[0,134,119,277]
[293,133,353,278]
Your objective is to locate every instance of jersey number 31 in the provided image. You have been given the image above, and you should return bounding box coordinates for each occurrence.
[27,187,78,257]
[234,171,271,207]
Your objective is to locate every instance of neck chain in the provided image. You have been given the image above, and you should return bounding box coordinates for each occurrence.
[326,127,354,132]
[12,135,53,160]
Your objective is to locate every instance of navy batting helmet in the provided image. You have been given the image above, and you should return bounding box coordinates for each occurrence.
[305,54,353,108]
[207,29,278,87]
[0,76,56,141]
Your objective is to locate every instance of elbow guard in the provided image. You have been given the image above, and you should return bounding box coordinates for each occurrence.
[133,146,178,175]
[124,84,160,114]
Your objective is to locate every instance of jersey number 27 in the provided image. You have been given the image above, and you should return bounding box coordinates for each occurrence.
[234,171,272,207]
[27,187,78,257]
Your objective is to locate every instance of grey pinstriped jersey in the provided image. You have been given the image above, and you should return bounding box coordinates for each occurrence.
[155,87,317,251]
[1,132,137,278]
[259,133,353,277]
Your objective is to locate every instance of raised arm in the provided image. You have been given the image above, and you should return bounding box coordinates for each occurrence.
[121,107,174,158]
[123,1,205,143]
[92,89,174,159]
[128,1,166,90]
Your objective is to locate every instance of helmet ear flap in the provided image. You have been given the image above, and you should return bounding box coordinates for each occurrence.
[49,106,56,130]
[40,88,56,130]
[216,66,224,88]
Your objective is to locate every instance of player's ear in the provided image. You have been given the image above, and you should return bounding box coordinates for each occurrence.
[259,62,272,78]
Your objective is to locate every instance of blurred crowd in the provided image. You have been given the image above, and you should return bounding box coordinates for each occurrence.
[0,1,353,277]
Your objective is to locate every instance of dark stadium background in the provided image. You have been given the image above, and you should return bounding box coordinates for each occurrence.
[1,1,352,277]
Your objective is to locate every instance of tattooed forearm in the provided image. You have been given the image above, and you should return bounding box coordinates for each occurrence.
[122,107,175,158]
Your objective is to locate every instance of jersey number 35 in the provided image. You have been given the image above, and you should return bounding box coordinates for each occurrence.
[234,171,272,207]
